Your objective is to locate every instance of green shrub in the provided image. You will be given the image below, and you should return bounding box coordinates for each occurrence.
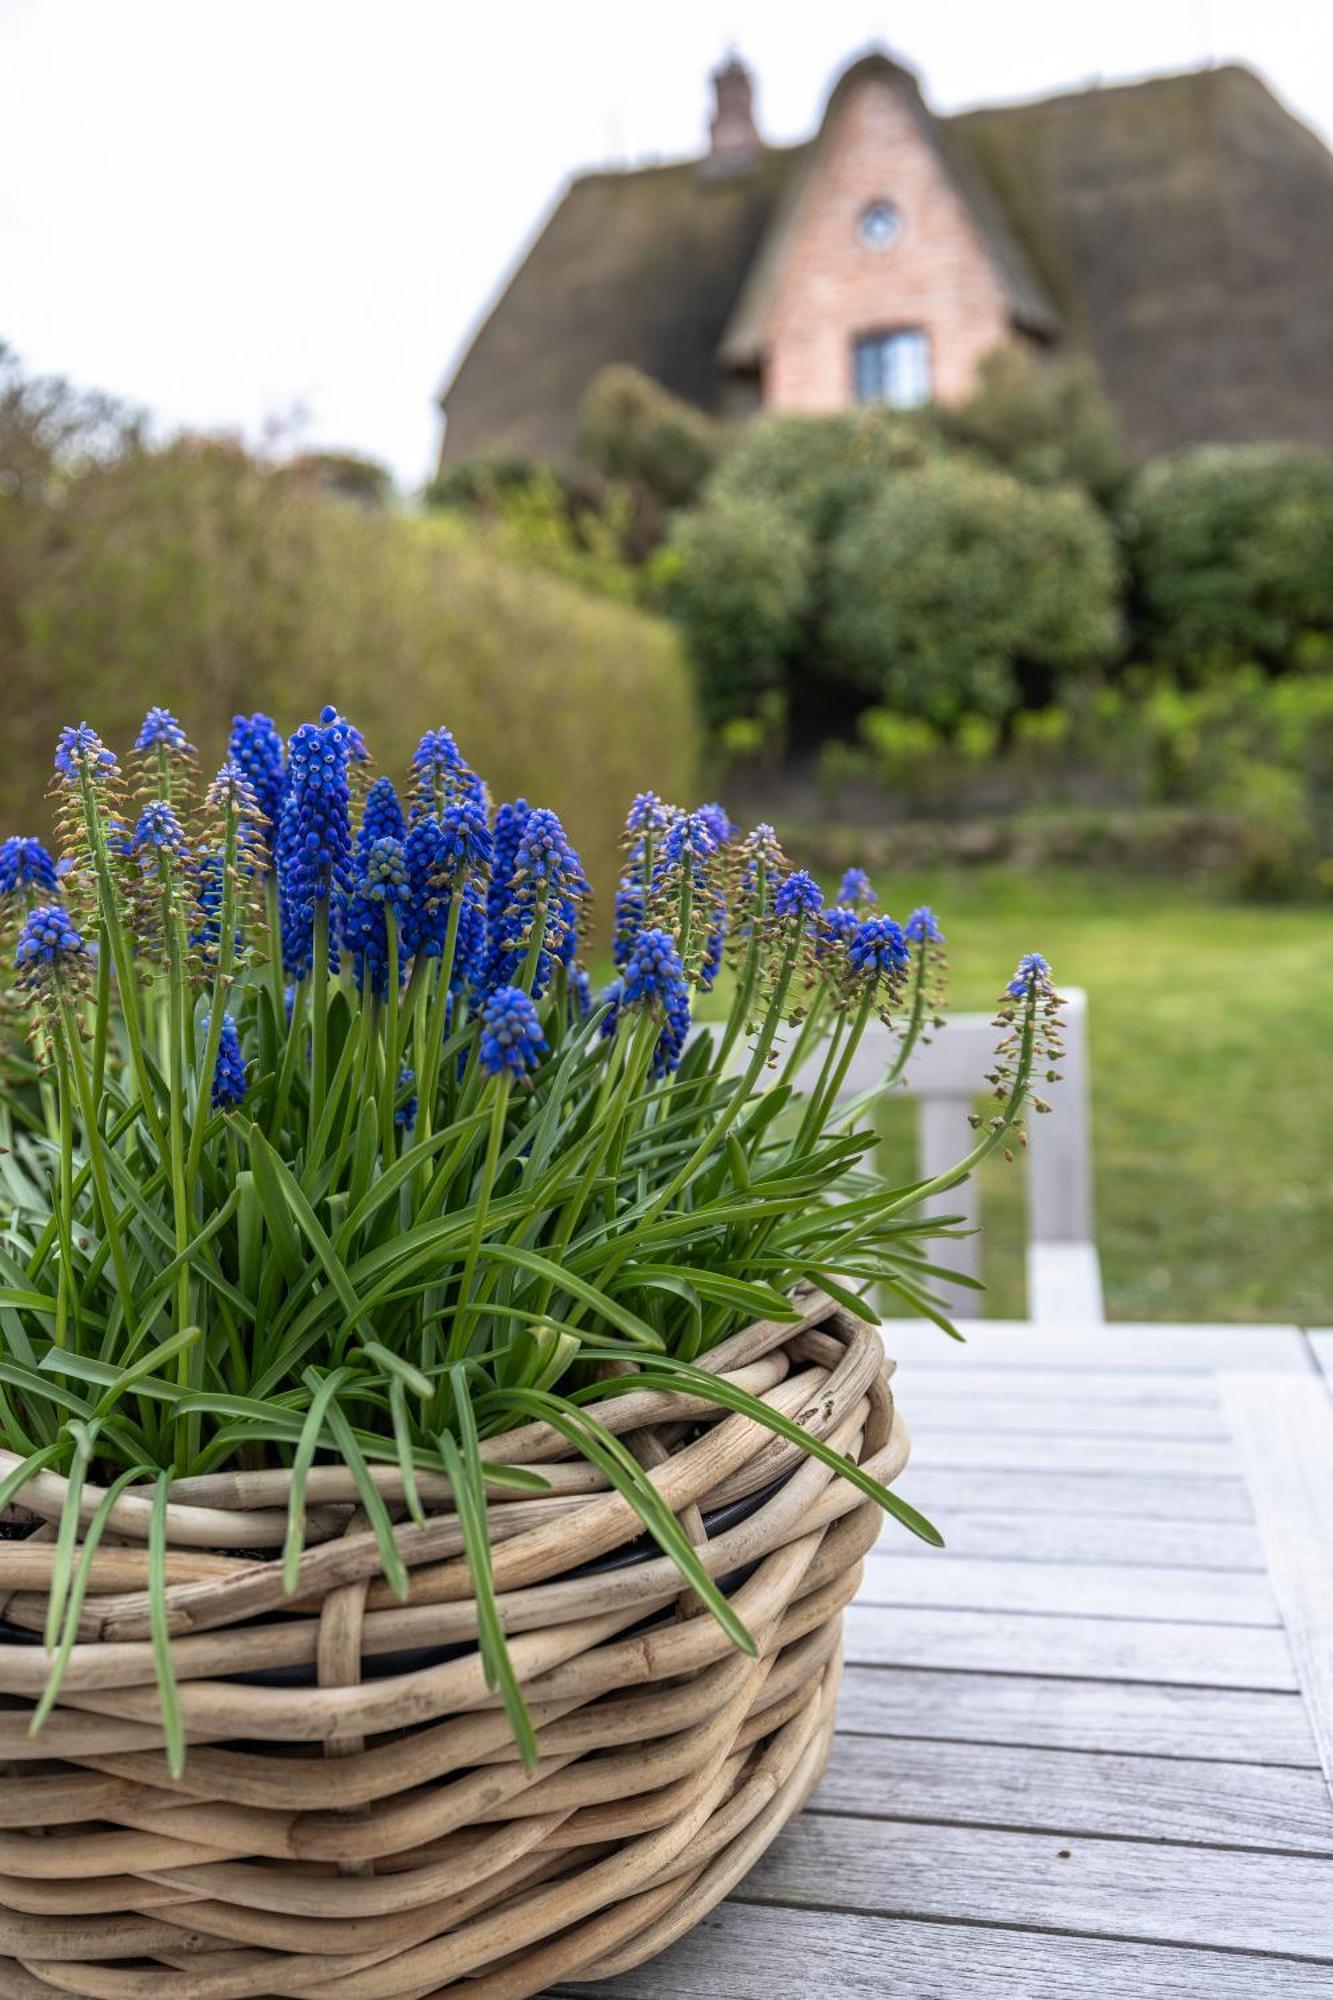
[576,365,724,509]
[1126,447,1333,674]
[936,348,1126,503]
[424,459,640,601]
[277,450,394,506]
[705,408,936,544]
[424,454,548,513]
[654,497,812,724]
[0,435,699,908]
[826,459,1120,724]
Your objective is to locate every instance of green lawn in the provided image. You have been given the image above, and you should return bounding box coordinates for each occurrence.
[861,866,1332,1324]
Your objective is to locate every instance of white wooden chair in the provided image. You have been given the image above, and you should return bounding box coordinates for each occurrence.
[784,987,1103,1325]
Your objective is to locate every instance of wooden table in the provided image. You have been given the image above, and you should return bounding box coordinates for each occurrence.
[558,1318,1333,1997]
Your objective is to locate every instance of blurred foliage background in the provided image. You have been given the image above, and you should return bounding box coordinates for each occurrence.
[0,348,698,909]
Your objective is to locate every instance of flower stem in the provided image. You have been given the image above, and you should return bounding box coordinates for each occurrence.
[448,1075,509,1366]
[311,899,330,1129]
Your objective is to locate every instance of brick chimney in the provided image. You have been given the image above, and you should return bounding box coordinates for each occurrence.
[706,52,761,171]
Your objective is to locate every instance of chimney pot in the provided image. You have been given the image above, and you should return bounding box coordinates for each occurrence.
[707,52,761,170]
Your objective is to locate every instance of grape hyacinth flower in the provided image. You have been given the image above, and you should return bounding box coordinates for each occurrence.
[355,776,407,865]
[774,869,824,924]
[0,837,60,903]
[134,707,194,758]
[661,809,718,878]
[624,792,672,844]
[847,915,910,982]
[737,822,786,912]
[486,800,530,975]
[402,815,453,962]
[53,723,118,786]
[207,1013,248,1110]
[394,1066,418,1131]
[489,808,586,996]
[817,905,860,958]
[622,925,692,1077]
[14,904,93,1023]
[1007,951,1052,1000]
[837,867,875,911]
[132,800,188,856]
[343,837,410,998]
[697,801,739,848]
[437,796,492,875]
[906,906,944,945]
[275,709,354,980]
[454,878,488,996]
[15,904,90,975]
[228,714,286,863]
[190,851,225,962]
[411,727,467,818]
[479,985,546,1079]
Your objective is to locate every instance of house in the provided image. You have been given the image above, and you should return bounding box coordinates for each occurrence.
[436,47,1333,469]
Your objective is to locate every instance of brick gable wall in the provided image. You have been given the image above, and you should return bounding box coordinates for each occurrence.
[760,76,1013,411]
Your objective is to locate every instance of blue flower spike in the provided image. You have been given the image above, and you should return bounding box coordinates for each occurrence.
[479,986,547,1080]
[208,1014,248,1110]
[0,838,60,904]
[135,707,194,758]
[1007,951,1052,1000]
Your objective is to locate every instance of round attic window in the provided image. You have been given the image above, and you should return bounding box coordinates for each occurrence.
[858,199,902,249]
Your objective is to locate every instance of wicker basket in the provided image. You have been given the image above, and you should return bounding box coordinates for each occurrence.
[0,1290,906,1999]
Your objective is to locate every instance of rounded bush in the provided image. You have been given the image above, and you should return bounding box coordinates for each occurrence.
[1126,446,1333,675]
[826,459,1121,724]
[656,496,813,723]
[706,408,936,544]
[936,348,1126,503]
[576,365,723,509]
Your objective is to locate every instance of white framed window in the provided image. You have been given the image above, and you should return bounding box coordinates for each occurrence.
[853,328,932,409]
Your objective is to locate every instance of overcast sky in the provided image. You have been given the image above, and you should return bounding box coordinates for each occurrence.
[2,0,1328,489]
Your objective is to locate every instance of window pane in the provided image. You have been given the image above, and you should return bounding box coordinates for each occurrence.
[853,329,932,410]
[886,330,930,409]
[854,337,882,405]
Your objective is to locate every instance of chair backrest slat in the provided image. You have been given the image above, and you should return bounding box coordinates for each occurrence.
[773,986,1099,1323]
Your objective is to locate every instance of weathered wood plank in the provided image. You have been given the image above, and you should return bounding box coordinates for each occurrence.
[903,1389,1229,1439]
[897,1364,1226,1407]
[842,1602,1297,1690]
[555,1902,1333,1999]
[1223,1373,1333,1807]
[836,1665,1320,1766]
[739,1815,1333,1957]
[874,1507,1268,1570]
[897,1464,1254,1523]
[908,1429,1236,1476]
[815,1734,1333,1854]
[880,1319,1309,1370]
[859,1551,1279,1625]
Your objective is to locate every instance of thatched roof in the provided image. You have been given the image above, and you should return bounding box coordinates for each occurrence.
[952,64,1333,458]
[438,57,1333,468]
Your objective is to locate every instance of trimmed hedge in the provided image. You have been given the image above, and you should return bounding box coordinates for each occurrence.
[0,437,699,904]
